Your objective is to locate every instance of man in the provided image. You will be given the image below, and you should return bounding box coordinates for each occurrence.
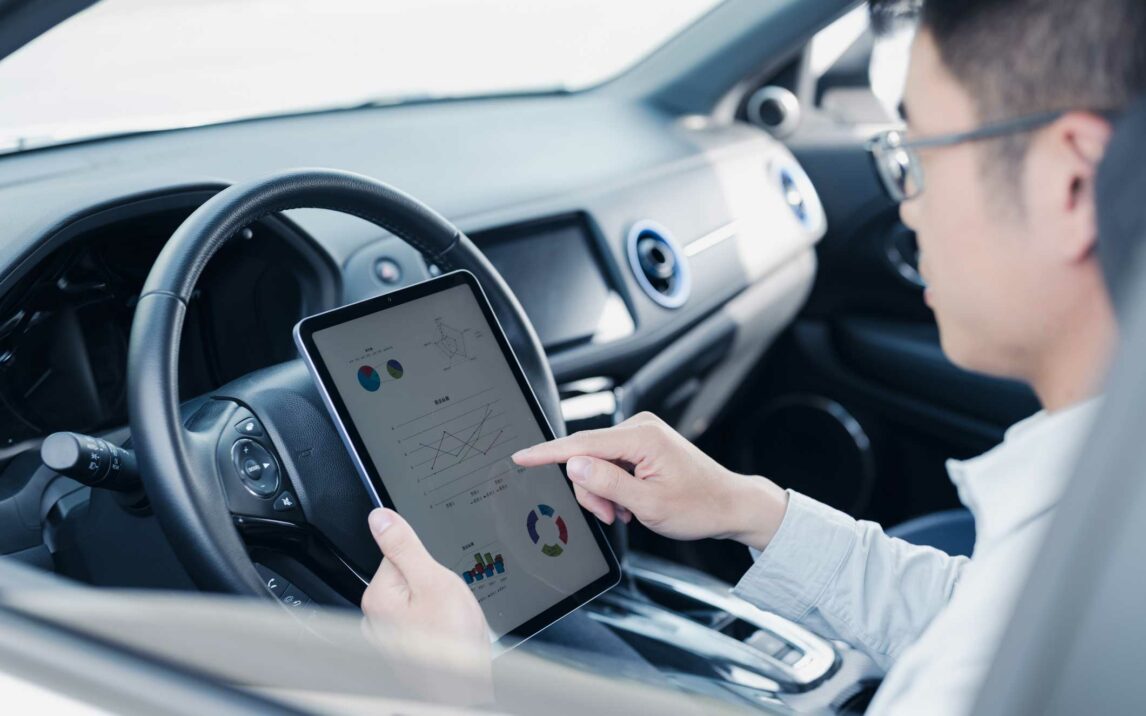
[359,0,1146,711]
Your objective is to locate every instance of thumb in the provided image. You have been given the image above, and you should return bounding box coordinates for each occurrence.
[565,456,646,511]
[368,508,439,591]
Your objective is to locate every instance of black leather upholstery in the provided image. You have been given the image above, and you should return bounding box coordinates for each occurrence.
[128,168,561,595]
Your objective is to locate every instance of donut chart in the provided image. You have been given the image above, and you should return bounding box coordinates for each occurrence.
[526,503,568,557]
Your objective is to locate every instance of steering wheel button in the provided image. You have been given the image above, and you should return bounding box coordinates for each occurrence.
[255,566,289,599]
[273,491,297,512]
[281,587,310,608]
[235,418,264,437]
[242,458,263,479]
[231,439,280,498]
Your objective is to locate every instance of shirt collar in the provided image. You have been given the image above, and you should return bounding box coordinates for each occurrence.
[946,396,1103,548]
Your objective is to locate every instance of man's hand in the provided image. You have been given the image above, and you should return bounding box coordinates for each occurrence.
[361,508,493,706]
[361,508,490,652]
[512,412,789,551]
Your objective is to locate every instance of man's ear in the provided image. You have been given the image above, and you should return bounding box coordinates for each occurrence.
[1037,111,1114,263]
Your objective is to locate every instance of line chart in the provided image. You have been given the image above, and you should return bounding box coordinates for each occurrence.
[388,387,524,512]
[415,403,506,470]
[399,398,517,483]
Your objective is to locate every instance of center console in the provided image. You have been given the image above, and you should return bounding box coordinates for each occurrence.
[583,553,882,714]
[561,389,882,714]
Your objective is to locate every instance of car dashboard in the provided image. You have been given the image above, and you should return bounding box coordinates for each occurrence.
[0,92,856,712]
[0,93,824,450]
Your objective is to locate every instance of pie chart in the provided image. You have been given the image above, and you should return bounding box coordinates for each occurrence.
[386,359,404,379]
[526,504,568,557]
[356,365,381,392]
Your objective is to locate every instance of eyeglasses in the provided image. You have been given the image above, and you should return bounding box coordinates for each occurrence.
[866,110,1068,203]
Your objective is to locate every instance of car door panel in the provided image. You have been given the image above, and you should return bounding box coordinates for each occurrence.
[704,130,1038,529]
[833,317,1038,428]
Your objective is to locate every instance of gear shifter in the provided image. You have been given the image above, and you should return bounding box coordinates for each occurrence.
[567,393,848,704]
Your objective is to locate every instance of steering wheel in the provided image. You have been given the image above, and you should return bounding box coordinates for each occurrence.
[127,168,562,602]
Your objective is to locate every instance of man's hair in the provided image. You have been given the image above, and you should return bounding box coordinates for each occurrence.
[873,0,1146,182]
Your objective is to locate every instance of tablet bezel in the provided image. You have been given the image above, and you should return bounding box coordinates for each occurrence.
[293,269,621,646]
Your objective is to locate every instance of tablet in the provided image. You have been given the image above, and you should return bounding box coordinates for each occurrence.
[293,270,621,645]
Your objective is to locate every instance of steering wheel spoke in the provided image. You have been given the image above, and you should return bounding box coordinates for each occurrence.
[189,395,368,603]
[234,515,370,604]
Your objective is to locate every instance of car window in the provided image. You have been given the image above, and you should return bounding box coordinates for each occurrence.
[808,2,914,126]
[0,0,723,153]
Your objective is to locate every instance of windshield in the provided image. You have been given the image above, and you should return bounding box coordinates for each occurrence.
[0,0,721,154]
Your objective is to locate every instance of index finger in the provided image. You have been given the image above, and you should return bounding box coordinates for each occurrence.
[512,423,646,467]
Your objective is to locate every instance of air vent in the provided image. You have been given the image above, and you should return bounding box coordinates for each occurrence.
[780,169,809,225]
[770,158,824,232]
[746,86,801,138]
[626,220,691,309]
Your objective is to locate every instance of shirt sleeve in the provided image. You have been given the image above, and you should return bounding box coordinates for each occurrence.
[731,490,969,671]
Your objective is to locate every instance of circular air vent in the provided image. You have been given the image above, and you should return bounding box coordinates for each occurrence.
[626,220,691,309]
[746,86,801,138]
[780,168,810,225]
[770,157,824,232]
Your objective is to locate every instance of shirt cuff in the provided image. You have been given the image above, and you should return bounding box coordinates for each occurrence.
[731,490,860,624]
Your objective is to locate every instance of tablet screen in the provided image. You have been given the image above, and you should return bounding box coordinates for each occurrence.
[305,277,614,639]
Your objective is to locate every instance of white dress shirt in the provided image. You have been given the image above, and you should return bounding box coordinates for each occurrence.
[731,398,1101,714]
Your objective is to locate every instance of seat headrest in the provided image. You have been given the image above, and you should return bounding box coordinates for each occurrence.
[1096,95,1146,319]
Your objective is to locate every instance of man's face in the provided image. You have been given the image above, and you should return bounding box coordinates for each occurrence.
[898,31,1047,379]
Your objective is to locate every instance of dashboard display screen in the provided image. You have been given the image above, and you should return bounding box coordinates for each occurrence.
[295,272,619,642]
[476,217,633,350]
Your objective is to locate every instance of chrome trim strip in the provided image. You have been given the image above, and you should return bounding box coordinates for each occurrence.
[626,554,838,690]
[683,221,738,257]
[586,591,783,694]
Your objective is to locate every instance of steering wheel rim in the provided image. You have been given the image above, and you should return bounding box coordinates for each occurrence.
[127,168,561,597]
